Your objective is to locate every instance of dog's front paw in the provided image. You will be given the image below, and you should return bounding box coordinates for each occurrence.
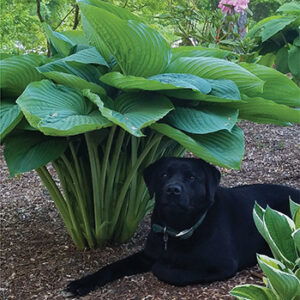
[65,277,96,297]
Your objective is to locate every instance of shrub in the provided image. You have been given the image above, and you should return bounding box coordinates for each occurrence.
[1,0,300,249]
[247,2,300,83]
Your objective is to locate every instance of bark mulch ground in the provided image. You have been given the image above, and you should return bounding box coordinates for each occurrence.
[1,121,299,300]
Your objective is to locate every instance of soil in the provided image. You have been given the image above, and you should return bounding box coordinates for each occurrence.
[1,121,299,300]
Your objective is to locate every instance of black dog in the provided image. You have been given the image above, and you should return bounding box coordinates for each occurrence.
[66,157,299,296]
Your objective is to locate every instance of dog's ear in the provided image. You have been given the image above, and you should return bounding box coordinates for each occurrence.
[196,159,220,203]
[205,162,221,203]
[143,162,157,198]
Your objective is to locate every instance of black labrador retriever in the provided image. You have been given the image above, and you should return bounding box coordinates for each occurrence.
[66,157,299,296]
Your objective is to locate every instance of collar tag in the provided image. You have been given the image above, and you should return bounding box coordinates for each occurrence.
[163,226,168,251]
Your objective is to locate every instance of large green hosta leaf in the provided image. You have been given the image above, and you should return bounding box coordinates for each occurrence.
[151,123,244,169]
[171,46,234,62]
[240,63,300,107]
[0,101,23,141]
[59,47,108,67]
[100,72,211,94]
[40,71,106,95]
[37,59,106,95]
[85,90,174,137]
[166,57,264,96]
[257,255,300,300]
[79,2,171,77]
[16,80,112,136]
[224,96,300,125]
[164,107,238,134]
[78,0,141,21]
[4,131,68,177]
[163,79,242,103]
[0,55,47,97]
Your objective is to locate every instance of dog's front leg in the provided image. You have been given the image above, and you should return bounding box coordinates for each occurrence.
[66,250,153,296]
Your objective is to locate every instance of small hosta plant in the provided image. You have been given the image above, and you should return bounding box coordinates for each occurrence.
[1,0,300,249]
[230,200,300,300]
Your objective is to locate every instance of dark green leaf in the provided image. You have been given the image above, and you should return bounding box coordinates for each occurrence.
[288,45,300,80]
[151,123,244,169]
[0,101,23,141]
[4,131,68,177]
[100,72,211,94]
[85,90,174,137]
[165,107,238,134]
[16,80,112,136]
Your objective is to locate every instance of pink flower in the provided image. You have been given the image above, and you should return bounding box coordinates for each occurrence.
[218,0,250,15]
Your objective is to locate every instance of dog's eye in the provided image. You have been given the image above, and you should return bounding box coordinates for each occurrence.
[189,175,195,181]
[161,173,168,178]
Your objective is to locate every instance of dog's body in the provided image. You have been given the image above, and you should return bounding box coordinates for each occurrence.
[66,157,299,296]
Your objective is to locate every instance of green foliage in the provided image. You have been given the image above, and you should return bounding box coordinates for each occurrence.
[230,201,300,300]
[0,0,78,54]
[247,2,300,83]
[1,0,300,249]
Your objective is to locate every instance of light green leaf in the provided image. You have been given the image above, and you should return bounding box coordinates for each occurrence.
[247,16,283,39]
[58,30,89,45]
[100,72,211,94]
[84,90,174,137]
[277,3,300,14]
[257,255,300,300]
[290,199,300,222]
[253,203,270,243]
[295,208,300,229]
[240,63,300,107]
[258,254,287,271]
[288,45,300,80]
[257,53,276,68]
[164,107,238,134]
[0,55,47,97]
[166,57,264,96]
[16,80,112,136]
[43,23,75,57]
[78,0,141,21]
[292,228,300,253]
[0,100,23,141]
[151,123,244,169]
[230,284,278,300]
[4,131,68,177]
[261,16,297,42]
[79,2,171,77]
[171,46,234,61]
[264,206,297,264]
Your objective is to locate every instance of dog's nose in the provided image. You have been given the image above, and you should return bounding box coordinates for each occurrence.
[166,184,182,195]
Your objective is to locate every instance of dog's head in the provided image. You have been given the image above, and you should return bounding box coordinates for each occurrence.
[143,157,220,227]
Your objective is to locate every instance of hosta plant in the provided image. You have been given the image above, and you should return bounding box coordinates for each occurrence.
[230,200,300,300]
[247,2,300,83]
[1,0,300,249]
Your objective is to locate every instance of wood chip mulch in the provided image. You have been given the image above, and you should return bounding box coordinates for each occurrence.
[1,121,299,300]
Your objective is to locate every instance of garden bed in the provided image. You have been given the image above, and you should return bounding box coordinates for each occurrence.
[1,121,299,300]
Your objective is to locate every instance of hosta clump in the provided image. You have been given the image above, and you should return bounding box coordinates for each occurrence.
[1,0,300,249]
[230,200,300,300]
